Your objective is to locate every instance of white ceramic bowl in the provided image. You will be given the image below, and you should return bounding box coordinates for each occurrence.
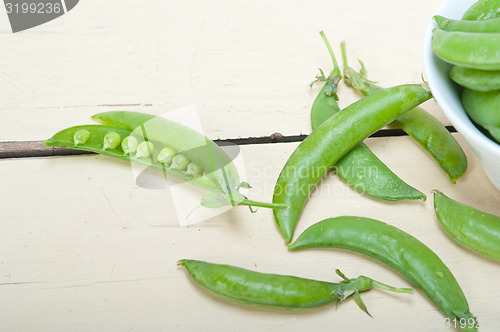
[423,0,500,190]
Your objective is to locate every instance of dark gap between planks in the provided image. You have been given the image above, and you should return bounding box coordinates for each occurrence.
[0,126,456,159]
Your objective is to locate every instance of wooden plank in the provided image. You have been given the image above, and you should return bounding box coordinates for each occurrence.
[0,141,95,158]
[0,0,444,142]
[1,135,499,331]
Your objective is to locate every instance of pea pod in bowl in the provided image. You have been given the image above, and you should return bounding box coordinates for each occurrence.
[461,88,500,144]
[431,28,500,71]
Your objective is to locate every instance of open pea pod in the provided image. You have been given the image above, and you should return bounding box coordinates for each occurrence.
[92,111,240,195]
[44,111,286,210]
[43,124,221,191]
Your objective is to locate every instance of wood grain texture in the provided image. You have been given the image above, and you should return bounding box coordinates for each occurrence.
[2,1,498,331]
[0,0,444,142]
[1,135,499,332]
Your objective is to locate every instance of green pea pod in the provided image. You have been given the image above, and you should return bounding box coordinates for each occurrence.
[92,111,240,195]
[310,32,425,201]
[43,124,221,191]
[462,0,500,20]
[178,259,412,313]
[289,216,478,332]
[461,88,500,143]
[434,15,500,32]
[273,83,432,243]
[450,66,500,92]
[44,112,287,211]
[431,28,500,71]
[433,190,500,261]
[342,42,468,183]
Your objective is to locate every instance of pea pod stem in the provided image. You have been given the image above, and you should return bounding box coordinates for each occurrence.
[310,32,342,128]
[434,15,500,33]
[341,41,467,183]
[319,30,341,81]
[310,31,342,129]
[289,216,478,332]
[238,198,287,210]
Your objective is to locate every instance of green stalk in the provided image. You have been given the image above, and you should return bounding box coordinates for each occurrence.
[239,199,288,210]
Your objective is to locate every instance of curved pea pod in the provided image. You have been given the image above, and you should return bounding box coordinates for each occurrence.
[433,190,500,261]
[434,15,500,33]
[450,66,500,92]
[310,33,425,201]
[341,42,468,183]
[431,28,500,71]
[92,111,240,194]
[289,216,478,332]
[43,124,221,191]
[273,84,432,243]
[462,0,500,20]
[178,259,412,313]
[394,109,468,183]
[313,81,426,200]
[461,88,500,143]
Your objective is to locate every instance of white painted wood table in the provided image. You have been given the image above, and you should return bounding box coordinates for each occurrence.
[1,1,499,331]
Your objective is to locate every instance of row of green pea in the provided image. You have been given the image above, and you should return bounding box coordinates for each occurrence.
[73,128,205,178]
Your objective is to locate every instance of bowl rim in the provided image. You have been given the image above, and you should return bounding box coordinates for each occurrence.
[423,0,500,155]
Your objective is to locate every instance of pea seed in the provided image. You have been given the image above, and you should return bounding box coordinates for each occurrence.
[186,162,203,177]
[103,132,121,150]
[136,141,155,158]
[171,154,189,170]
[157,147,176,165]
[74,129,90,145]
[122,136,138,155]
